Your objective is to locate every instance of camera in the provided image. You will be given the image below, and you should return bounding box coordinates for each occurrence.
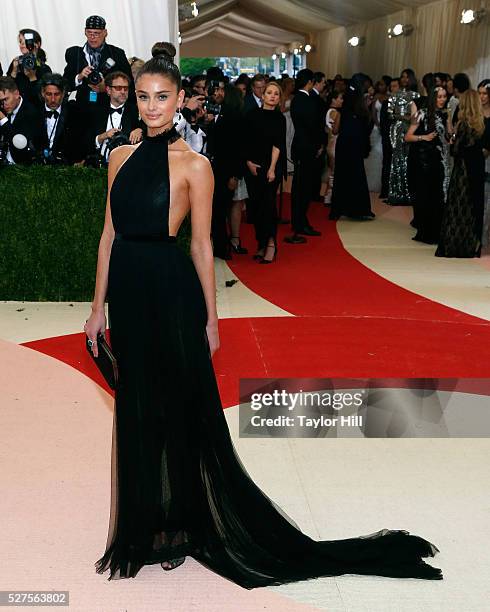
[105,131,130,156]
[41,148,64,165]
[87,58,116,86]
[205,80,223,116]
[19,32,37,71]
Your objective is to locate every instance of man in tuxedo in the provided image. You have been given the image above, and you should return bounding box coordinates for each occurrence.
[285,69,322,244]
[85,71,140,163]
[38,73,78,164]
[0,76,43,164]
[310,71,328,201]
[63,15,134,111]
[205,80,242,259]
[243,74,265,114]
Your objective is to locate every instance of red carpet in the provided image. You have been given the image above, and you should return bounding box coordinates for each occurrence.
[22,194,490,408]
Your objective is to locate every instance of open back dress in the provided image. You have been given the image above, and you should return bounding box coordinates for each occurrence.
[94,126,443,589]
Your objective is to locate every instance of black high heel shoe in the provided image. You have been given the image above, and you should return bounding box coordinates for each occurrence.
[259,241,277,264]
[161,557,186,571]
[229,237,248,254]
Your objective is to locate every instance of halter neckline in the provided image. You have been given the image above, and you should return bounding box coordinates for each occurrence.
[144,125,181,144]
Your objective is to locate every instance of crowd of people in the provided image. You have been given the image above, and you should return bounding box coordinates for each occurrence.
[1,15,489,260]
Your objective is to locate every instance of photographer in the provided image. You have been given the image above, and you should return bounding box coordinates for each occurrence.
[0,76,44,165]
[7,29,52,108]
[63,15,133,111]
[85,71,140,164]
[38,73,78,165]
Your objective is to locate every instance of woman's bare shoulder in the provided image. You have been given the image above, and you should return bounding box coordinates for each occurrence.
[109,143,140,169]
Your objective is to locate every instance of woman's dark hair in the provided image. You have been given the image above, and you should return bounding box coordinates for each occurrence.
[477,79,490,93]
[453,72,470,93]
[136,42,181,89]
[422,72,434,93]
[401,68,418,92]
[381,74,392,87]
[221,84,244,119]
[326,88,343,108]
[342,82,369,120]
[19,28,46,63]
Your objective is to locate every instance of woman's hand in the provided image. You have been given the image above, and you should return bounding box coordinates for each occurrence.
[84,309,107,358]
[129,128,143,144]
[227,177,238,191]
[423,132,437,142]
[206,319,220,356]
[266,167,275,182]
[247,161,261,176]
[24,67,37,81]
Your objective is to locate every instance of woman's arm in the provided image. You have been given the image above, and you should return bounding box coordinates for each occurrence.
[332,109,341,135]
[84,145,130,356]
[187,153,220,355]
[267,146,280,182]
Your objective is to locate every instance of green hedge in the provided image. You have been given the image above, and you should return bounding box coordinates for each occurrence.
[1,165,191,301]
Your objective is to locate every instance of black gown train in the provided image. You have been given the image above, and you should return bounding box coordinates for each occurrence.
[94,127,443,588]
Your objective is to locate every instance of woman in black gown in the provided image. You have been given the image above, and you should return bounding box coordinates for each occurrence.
[405,84,449,244]
[329,84,375,220]
[436,89,488,257]
[244,81,286,263]
[84,47,442,588]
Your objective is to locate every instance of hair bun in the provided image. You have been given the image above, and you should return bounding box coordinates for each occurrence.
[151,42,176,61]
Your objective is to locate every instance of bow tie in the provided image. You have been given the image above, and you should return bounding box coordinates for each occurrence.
[45,110,59,119]
[109,107,124,115]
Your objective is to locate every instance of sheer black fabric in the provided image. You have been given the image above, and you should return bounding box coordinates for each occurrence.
[94,127,443,588]
[436,123,486,257]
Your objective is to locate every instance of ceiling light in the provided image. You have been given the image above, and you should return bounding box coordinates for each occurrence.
[304,44,312,53]
[293,48,299,55]
[461,8,486,24]
[191,2,199,18]
[178,31,182,44]
[348,36,365,47]
[388,23,413,38]
[272,53,277,60]
[281,52,286,59]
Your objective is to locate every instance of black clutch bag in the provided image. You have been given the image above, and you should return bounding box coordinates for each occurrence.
[86,333,119,390]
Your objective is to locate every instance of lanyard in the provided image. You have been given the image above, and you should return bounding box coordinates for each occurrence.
[46,115,59,149]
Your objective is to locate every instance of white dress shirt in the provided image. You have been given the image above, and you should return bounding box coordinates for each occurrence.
[0,97,24,164]
[75,44,99,87]
[96,103,124,156]
[44,104,62,150]
[253,93,263,108]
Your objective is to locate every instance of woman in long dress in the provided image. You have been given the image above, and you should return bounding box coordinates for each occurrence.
[323,89,343,205]
[244,81,286,263]
[405,86,450,244]
[478,79,490,250]
[387,69,420,205]
[329,84,375,220]
[84,47,442,588]
[436,90,488,258]
[364,81,387,193]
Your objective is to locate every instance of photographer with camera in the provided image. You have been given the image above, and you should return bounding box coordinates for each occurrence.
[63,15,134,111]
[7,29,52,108]
[85,71,140,166]
[0,76,44,165]
[38,73,79,165]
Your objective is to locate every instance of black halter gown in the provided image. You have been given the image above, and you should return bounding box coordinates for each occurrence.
[94,127,443,588]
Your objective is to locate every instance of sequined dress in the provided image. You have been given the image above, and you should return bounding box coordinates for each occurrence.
[387,89,420,204]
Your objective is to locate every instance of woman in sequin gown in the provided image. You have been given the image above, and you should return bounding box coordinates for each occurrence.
[387,69,420,205]
[405,86,450,244]
[84,49,443,588]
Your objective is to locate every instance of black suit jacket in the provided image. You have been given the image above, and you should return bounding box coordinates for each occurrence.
[290,90,318,160]
[0,98,44,163]
[243,93,261,115]
[39,101,79,163]
[85,101,139,155]
[206,111,245,183]
[63,43,134,108]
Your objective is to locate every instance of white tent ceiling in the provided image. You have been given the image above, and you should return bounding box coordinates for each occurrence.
[179,0,439,55]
